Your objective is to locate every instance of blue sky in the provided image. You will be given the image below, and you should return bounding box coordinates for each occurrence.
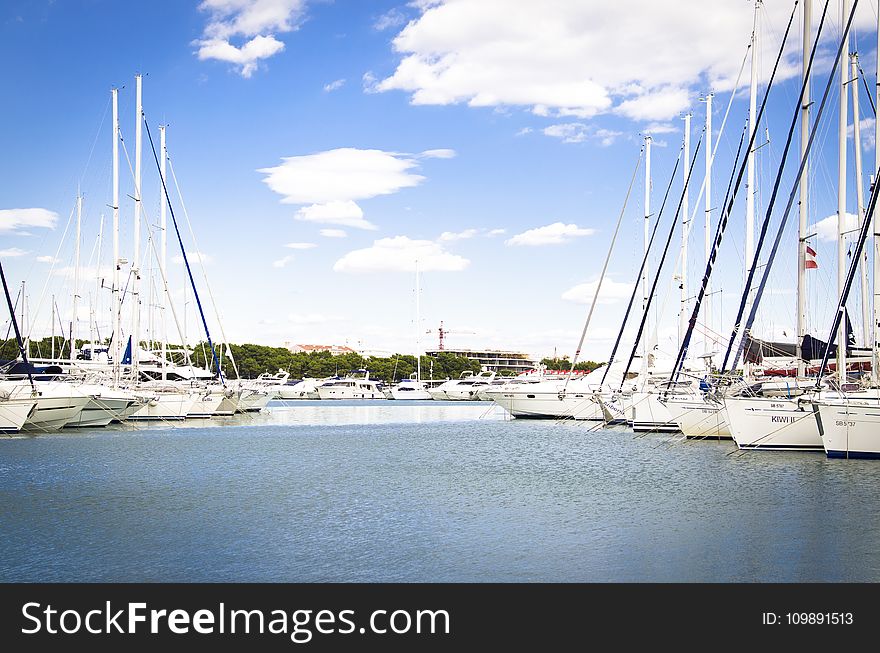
[1,0,878,365]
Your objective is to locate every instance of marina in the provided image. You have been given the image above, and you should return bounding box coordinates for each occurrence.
[4,0,880,600]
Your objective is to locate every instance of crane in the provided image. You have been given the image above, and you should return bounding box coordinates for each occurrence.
[425,320,475,351]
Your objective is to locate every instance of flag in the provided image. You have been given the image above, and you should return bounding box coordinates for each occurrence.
[805,245,818,269]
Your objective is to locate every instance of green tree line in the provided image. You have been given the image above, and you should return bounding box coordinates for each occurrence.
[1,337,484,382]
[539,357,602,372]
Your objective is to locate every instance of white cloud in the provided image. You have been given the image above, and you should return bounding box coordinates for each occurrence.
[295,200,377,230]
[333,236,469,273]
[323,78,346,92]
[260,147,450,230]
[374,8,407,31]
[419,148,456,159]
[543,123,621,146]
[595,128,622,147]
[173,251,213,265]
[196,35,285,78]
[815,213,861,243]
[562,278,634,305]
[644,122,678,135]
[195,0,306,77]
[362,71,380,93]
[320,228,347,238]
[0,208,58,234]
[273,255,294,268]
[36,255,59,264]
[0,247,28,258]
[439,228,478,241]
[487,228,506,236]
[847,116,876,151]
[515,127,533,136]
[505,222,595,246]
[285,242,317,249]
[288,312,338,324]
[543,123,588,143]
[374,1,874,122]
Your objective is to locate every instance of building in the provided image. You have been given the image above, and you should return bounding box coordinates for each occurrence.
[425,348,538,374]
[285,343,357,355]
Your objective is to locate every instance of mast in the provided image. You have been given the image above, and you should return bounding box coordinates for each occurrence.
[874,5,880,383]
[71,192,82,362]
[90,213,104,351]
[415,259,421,382]
[851,53,871,352]
[837,0,849,382]
[51,294,55,360]
[797,0,811,378]
[642,134,652,380]
[112,87,121,385]
[745,0,760,322]
[132,73,143,381]
[680,113,691,345]
[160,125,168,381]
[703,93,713,358]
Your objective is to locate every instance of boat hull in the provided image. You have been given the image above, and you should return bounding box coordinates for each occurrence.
[724,395,822,451]
[813,399,880,458]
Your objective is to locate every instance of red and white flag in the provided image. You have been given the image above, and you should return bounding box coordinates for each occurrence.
[805,245,818,270]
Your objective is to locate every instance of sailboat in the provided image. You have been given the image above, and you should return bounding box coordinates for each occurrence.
[389,261,432,400]
[809,5,880,459]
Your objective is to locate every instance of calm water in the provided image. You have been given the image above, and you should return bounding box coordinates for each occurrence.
[1,399,879,582]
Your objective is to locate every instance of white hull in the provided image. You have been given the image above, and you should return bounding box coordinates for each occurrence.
[598,393,631,424]
[316,387,386,400]
[724,395,822,451]
[389,383,432,400]
[669,398,732,439]
[3,382,92,432]
[129,392,197,421]
[64,385,142,428]
[487,387,603,420]
[238,390,272,412]
[813,398,880,459]
[214,391,242,416]
[630,391,682,433]
[278,381,321,399]
[0,398,38,432]
[186,391,226,418]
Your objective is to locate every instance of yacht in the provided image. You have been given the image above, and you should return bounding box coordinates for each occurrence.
[316,371,387,400]
[278,377,323,399]
[428,371,496,401]
[486,365,624,420]
[389,373,432,400]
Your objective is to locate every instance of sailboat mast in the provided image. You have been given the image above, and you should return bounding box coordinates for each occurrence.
[874,6,880,384]
[415,259,421,382]
[745,1,760,323]
[160,124,168,381]
[71,192,81,362]
[837,0,850,382]
[851,53,871,353]
[132,73,143,381]
[91,213,104,351]
[112,87,121,385]
[797,0,811,378]
[703,93,713,358]
[680,112,691,345]
[642,134,652,378]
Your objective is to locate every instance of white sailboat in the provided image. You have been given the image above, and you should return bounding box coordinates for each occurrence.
[389,261,432,400]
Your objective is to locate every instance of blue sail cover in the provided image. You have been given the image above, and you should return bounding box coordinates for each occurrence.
[121,336,132,365]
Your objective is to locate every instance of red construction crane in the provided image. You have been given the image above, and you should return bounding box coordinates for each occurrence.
[425,321,475,351]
